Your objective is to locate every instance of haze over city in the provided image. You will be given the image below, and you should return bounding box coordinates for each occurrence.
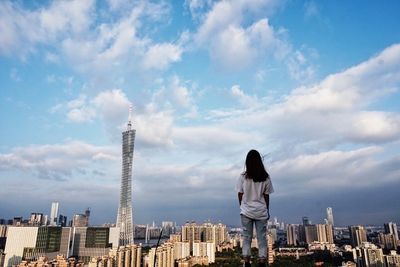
[1,0,400,226]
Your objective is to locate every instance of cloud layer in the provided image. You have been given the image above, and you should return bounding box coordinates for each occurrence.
[0,1,399,226]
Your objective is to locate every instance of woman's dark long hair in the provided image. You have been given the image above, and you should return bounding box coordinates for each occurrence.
[242,149,270,182]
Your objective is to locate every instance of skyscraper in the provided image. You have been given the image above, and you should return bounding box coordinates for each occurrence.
[384,222,399,241]
[326,207,334,226]
[286,224,298,246]
[116,109,136,246]
[50,202,59,226]
[349,226,367,248]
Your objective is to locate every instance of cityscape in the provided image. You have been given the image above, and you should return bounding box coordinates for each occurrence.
[1,1,400,267]
[0,118,399,267]
[1,202,399,267]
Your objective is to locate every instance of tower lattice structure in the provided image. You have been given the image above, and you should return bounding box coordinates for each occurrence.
[116,111,136,246]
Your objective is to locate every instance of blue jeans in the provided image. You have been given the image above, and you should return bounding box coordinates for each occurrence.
[241,214,268,259]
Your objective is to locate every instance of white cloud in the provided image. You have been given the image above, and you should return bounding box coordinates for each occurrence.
[135,106,174,148]
[210,25,255,69]
[230,85,259,107]
[192,0,320,77]
[107,0,133,11]
[67,106,96,123]
[45,52,60,63]
[197,7,287,70]
[143,43,182,70]
[58,1,181,86]
[269,146,400,200]
[0,0,94,56]
[0,140,118,181]
[52,89,131,133]
[287,49,316,82]
[52,88,179,148]
[151,76,198,118]
[348,112,400,143]
[304,1,320,20]
[0,0,180,87]
[92,89,131,126]
[282,44,400,113]
[205,44,400,150]
[184,0,213,20]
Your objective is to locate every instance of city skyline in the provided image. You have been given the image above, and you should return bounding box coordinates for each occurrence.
[1,1,400,226]
[1,202,397,229]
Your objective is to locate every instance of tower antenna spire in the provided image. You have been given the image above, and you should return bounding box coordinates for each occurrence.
[128,104,133,129]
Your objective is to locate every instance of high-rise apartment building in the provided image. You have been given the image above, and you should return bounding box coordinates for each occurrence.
[267,233,274,265]
[286,224,298,246]
[384,222,399,241]
[384,251,400,267]
[286,225,296,246]
[50,202,59,226]
[378,233,397,250]
[182,222,200,253]
[29,213,44,226]
[116,111,136,246]
[304,225,318,244]
[72,214,88,227]
[113,244,142,267]
[181,222,227,253]
[354,242,385,267]
[192,241,215,263]
[349,226,367,248]
[148,243,174,267]
[173,242,190,260]
[326,207,334,226]
[298,224,334,245]
[0,225,7,237]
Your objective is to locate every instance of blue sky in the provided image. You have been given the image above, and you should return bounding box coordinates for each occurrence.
[1,0,400,227]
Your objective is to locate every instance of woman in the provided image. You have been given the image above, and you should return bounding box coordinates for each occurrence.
[236,149,274,267]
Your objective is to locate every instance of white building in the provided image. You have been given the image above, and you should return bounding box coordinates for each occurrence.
[173,242,190,260]
[192,241,215,263]
[4,226,119,266]
[326,207,334,226]
[50,202,59,226]
[4,227,38,267]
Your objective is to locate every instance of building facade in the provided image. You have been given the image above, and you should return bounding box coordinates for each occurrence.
[3,226,119,266]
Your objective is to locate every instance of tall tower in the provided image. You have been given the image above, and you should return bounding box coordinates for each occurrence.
[326,207,334,226]
[116,107,136,245]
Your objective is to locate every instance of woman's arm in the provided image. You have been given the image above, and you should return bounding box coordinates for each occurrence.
[264,194,270,219]
[264,194,270,210]
[238,192,243,205]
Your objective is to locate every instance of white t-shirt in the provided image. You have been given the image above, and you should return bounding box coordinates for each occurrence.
[236,174,274,220]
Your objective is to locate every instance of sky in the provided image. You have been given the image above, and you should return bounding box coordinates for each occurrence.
[1,0,400,228]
